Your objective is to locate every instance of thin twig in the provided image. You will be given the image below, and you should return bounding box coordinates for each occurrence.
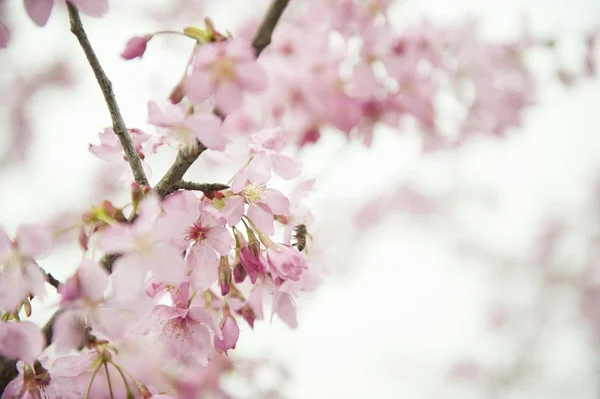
[178,181,229,194]
[154,0,290,199]
[66,2,149,187]
[43,269,61,289]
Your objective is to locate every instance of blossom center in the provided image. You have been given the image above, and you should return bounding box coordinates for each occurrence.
[213,58,236,81]
[242,183,267,206]
[185,221,208,242]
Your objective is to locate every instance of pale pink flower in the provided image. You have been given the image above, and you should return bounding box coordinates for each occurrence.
[98,195,186,299]
[222,180,290,235]
[185,39,268,114]
[147,101,227,151]
[214,315,239,354]
[24,0,107,27]
[161,191,234,291]
[3,350,91,399]
[239,242,267,284]
[152,304,219,366]
[266,244,307,283]
[0,321,44,364]
[121,34,153,60]
[0,225,52,311]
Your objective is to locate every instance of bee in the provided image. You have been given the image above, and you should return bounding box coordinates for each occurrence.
[293,224,311,252]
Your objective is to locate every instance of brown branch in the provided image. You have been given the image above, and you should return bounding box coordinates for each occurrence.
[154,0,290,199]
[66,2,149,187]
[252,0,290,57]
[43,269,61,290]
[178,181,229,194]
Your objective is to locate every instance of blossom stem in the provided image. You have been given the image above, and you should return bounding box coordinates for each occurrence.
[110,361,137,398]
[65,2,149,187]
[104,362,115,399]
[84,362,103,399]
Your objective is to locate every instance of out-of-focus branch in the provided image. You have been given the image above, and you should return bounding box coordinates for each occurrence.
[154,0,290,199]
[65,2,149,187]
[43,269,61,290]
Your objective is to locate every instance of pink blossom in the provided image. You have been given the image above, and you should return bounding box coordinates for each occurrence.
[97,195,186,299]
[266,244,307,282]
[222,180,290,235]
[121,34,153,60]
[0,225,52,311]
[152,304,219,366]
[185,39,268,114]
[214,315,239,354]
[3,350,90,399]
[0,321,44,364]
[147,101,227,151]
[271,291,297,329]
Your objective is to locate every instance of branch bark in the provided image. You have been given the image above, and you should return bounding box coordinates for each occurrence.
[66,2,149,187]
[178,181,229,194]
[154,0,290,199]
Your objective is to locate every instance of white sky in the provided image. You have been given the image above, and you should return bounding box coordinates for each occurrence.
[1,0,600,398]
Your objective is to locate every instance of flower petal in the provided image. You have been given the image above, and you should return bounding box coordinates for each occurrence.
[24,0,54,27]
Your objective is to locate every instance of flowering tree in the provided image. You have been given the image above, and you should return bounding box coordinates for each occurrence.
[0,0,598,397]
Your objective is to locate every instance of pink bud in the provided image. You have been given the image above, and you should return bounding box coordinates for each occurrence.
[214,316,239,354]
[238,304,256,329]
[121,34,153,60]
[266,244,307,282]
[0,21,9,49]
[218,257,231,296]
[233,262,247,283]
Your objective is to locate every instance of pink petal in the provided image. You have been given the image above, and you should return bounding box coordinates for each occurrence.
[188,113,228,151]
[78,260,108,302]
[70,0,108,17]
[193,44,218,67]
[271,292,298,329]
[24,0,54,27]
[147,245,186,285]
[263,189,290,215]
[214,316,239,354]
[97,224,136,253]
[206,227,234,256]
[0,22,9,49]
[271,154,301,180]
[230,169,248,194]
[110,255,149,302]
[16,224,52,258]
[187,242,218,291]
[184,71,214,104]
[247,151,271,183]
[134,194,162,232]
[53,310,86,354]
[215,80,243,115]
[225,39,255,60]
[0,268,29,311]
[147,101,179,127]
[247,204,274,236]
[222,195,245,226]
[290,179,315,207]
[0,320,45,363]
[162,190,200,222]
[236,61,268,92]
[121,34,152,60]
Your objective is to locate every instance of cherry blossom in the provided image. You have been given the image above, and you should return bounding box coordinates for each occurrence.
[0,225,52,311]
[185,38,268,114]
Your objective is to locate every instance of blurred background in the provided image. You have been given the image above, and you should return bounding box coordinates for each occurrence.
[1,0,600,398]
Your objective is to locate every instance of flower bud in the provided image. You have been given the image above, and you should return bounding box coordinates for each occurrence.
[121,34,153,60]
[218,257,231,296]
[233,261,247,283]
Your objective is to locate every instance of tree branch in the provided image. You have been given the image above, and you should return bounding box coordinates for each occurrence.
[252,0,290,57]
[178,181,229,194]
[66,2,149,187]
[154,0,290,199]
